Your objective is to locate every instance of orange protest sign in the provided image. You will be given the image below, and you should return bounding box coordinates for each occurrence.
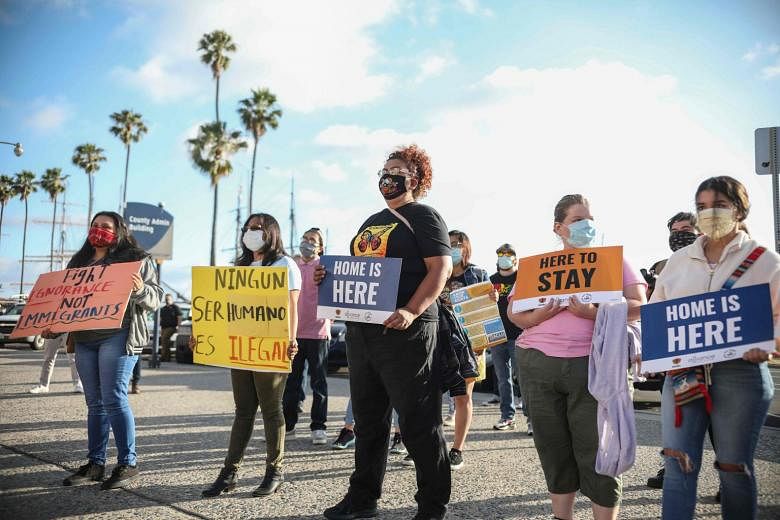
[10,261,142,337]
[511,246,623,313]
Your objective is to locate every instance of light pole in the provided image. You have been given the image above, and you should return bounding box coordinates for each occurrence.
[0,141,24,157]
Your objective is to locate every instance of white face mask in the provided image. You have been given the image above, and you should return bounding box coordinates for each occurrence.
[242,229,265,252]
[697,208,737,240]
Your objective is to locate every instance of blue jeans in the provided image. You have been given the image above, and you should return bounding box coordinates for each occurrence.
[75,330,138,466]
[283,339,328,431]
[492,342,523,420]
[661,360,773,520]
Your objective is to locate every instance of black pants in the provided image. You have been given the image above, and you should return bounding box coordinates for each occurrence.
[282,338,329,431]
[346,320,450,516]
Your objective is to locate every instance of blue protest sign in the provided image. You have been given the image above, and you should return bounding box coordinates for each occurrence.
[641,283,774,373]
[317,255,402,324]
[124,202,174,260]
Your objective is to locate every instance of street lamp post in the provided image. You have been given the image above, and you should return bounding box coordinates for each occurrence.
[0,141,24,157]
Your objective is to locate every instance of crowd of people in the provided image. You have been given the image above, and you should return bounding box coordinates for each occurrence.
[27,144,779,520]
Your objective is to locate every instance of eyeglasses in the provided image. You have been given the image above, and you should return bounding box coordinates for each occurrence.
[497,251,516,257]
[377,167,416,178]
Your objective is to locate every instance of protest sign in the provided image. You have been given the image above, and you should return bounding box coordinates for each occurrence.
[10,261,141,337]
[511,246,623,312]
[641,283,774,373]
[450,281,507,351]
[191,266,291,373]
[317,255,402,324]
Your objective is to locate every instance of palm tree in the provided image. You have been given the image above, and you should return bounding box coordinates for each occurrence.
[187,121,247,266]
[40,168,69,271]
[198,30,237,123]
[71,143,106,226]
[13,171,38,295]
[238,88,282,214]
[0,174,13,249]
[109,110,148,211]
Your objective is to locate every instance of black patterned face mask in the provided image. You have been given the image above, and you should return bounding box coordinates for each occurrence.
[669,230,698,252]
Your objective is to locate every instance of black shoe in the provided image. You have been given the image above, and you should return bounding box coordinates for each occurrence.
[202,468,238,497]
[63,462,105,486]
[252,468,283,497]
[323,495,378,519]
[647,467,665,489]
[332,428,356,450]
[449,448,464,470]
[100,464,139,490]
[412,511,445,520]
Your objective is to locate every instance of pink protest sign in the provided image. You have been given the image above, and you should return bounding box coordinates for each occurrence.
[10,261,142,337]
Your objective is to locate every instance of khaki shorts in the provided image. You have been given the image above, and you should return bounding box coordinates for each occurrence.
[517,347,621,508]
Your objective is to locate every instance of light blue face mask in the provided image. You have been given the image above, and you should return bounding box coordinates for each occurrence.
[497,256,514,270]
[565,219,598,248]
[451,247,463,265]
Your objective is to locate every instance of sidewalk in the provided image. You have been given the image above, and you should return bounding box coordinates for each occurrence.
[1,345,778,519]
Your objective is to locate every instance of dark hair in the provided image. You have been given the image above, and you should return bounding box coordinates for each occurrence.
[387,144,433,199]
[554,194,589,223]
[667,211,697,231]
[495,243,517,256]
[235,213,286,267]
[449,229,472,267]
[695,176,750,225]
[67,211,148,268]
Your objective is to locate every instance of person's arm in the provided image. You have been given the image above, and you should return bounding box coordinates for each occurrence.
[130,258,163,312]
[509,298,564,329]
[175,305,181,326]
[384,255,452,330]
[288,289,300,359]
[624,283,646,321]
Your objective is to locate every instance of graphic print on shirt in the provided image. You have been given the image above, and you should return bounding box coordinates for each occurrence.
[440,278,465,308]
[493,282,513,299]
[352,223,398,258]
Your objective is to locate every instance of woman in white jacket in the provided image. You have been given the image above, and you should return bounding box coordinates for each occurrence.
[651,176,779,520]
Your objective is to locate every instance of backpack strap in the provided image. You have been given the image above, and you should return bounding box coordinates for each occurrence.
[721,246,767,290]
[387,206,414,234]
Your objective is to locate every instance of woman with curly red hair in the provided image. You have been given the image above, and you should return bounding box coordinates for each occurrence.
[322,145,453,520]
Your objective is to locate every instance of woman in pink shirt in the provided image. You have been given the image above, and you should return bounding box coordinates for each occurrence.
[282,228,331,445]
[509,194,646,520]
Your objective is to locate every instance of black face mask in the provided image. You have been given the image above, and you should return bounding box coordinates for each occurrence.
[378,174,409,200]
[669,230,698,252]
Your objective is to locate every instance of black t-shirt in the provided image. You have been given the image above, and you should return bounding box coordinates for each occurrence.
[490,271,523,341]
[160,304,180,328]
[350,202,451,322]
[440,273,466,308]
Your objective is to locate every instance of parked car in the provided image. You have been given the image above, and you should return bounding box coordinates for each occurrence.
[327,320,348,374]
[0,303,45,350]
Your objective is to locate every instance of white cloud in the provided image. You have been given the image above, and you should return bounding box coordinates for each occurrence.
[298,188,329,204]
[112,1,400,112]
[314,60,769,269]
[312,160,348,182]
[416,54,455,83]
[761,62,780,79]
[455,0,493,17]
[768,43,780,55]
[24,99,73,132]
[742,43,762,62]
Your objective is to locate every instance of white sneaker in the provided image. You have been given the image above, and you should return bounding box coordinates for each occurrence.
[29,385,49,394]
[443,414,456,427]
[527,421,533,436]
[73,382,84,393]
[312,429,328,445]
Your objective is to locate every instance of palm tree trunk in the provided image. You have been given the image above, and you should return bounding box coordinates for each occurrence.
[210,182,219,266]
[122,144,131,211]
[249,137,258,215]
[50,196,58,272]
[215,75,221,123]
[20,199,28,295]
[87,174,94,226]
[0,203,4,250]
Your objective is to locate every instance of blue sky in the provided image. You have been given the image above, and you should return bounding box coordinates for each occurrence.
[1,0,779,298]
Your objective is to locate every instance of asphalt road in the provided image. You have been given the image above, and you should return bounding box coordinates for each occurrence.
[0,345,778,519]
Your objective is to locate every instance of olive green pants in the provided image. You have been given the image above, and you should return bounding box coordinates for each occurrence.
[224,369,287,473]
[517,347,621,508]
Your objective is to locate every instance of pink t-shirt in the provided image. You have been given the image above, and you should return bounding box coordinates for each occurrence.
[512,258,645,358]
[296,257,331,340]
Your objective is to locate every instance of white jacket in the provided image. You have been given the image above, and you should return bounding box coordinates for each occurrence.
[651,231,780,338]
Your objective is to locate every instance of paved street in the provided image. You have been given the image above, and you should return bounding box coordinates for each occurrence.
[1,345,778,519]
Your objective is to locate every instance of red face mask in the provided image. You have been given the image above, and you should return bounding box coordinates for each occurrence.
[88,227,117,248]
